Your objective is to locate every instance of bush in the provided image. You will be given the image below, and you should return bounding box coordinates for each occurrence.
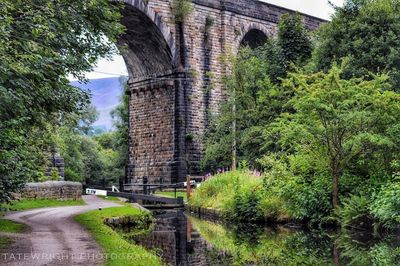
[259,195,290,222]
[229,181,263,222]
[336,195,374,230]
[278,174,332,223]
[64,168,82,182]
[370,179,400,228]
[190,170,264,222]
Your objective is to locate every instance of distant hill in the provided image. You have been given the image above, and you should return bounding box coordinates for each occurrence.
[71,77,127,130]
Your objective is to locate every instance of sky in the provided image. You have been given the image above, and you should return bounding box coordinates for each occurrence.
[74,0,344,81]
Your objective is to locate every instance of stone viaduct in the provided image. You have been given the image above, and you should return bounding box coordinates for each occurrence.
[118,0,325,184]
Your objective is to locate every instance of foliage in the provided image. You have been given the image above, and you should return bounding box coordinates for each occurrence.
[0,0,124,203]
[202,48,280,171]
[313,0,400,88]
[259,155,332,223]
[370,177,400,228]
[53,78,128,188]
[74,206,161,266]
[109,78,130,189]
[1,199,85,211]
[336,195,374,230]
[336,232,400,265]
[273,13,312,81]
[202,13,312,171]
[269,64,400,208]
[172,0,193,23]
[190,170,264,222]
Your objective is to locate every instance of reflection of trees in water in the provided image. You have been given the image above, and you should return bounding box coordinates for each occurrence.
[336,231,400,265]
[125,212,400,266]
[190,217,400,266]
[189,217,334,265]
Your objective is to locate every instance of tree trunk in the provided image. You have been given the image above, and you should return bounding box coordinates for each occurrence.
[332,168,340,209]
[231,90,237,171]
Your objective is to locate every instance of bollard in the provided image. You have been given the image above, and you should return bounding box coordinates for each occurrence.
[186,175,191,200]
[143,176,148,195]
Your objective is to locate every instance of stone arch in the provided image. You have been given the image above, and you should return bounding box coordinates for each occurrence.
[238,23,271,49]
[118,0,178,79]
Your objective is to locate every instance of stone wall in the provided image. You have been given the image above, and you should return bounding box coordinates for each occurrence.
[16,181,82,200]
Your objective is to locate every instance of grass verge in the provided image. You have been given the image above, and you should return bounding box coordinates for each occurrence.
[74,206,161,266]
[1,199,85,211]
[0,237,11,250]
[0,219,26,233]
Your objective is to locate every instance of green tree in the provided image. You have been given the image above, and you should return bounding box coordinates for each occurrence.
[313,0,400,88]
[202,13,312,170]
[110,78,129,189]
[269,64,400,208]
[202,48,276,171]
[0,0,124,202]
[271,13,312,82]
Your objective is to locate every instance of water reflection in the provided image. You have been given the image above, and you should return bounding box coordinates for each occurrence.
[129,210,400,266]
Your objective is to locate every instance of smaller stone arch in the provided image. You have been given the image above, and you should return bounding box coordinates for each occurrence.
[237,23,272,49]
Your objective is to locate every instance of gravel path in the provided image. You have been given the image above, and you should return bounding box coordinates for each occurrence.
[0,195,121,266]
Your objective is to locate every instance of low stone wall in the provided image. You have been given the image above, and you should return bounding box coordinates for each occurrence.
[16,181,82,200]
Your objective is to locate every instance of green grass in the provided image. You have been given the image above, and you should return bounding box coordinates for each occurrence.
[0,236,11,249]
[154,191,187,200]
[1,199,85,211]
[74,206,161,266]
[0,219,26,233]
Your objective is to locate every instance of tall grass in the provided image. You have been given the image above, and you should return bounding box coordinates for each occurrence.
[190,170,264,221]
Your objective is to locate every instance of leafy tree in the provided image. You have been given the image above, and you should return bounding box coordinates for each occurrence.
[272,13,313,82]
[268,64,400,208]
[110,78,130,188]
[313,0,400,88]
[202,48,276,171]
[78,105,100,135]
[0,0,123,202]
[202,13,312,171]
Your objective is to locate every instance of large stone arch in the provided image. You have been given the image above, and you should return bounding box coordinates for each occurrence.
[118,0,178,79]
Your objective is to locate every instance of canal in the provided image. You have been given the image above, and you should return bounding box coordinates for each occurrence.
[128,209,400,265]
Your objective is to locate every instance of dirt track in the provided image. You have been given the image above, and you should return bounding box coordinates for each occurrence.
[0,195,121,266]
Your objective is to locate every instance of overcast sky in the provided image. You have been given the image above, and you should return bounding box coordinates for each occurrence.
[76,0,344,80]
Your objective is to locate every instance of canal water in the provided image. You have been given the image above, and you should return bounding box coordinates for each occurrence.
[129,210,400,266]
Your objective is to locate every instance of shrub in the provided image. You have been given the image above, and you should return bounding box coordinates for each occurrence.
[370,179,400,228]
[172,0,193,23]
[50,168,60,181]
[229,181,263,222]
[190,170,264,222]
[64,168,81,182]
[259,195,290,222]
[278,173,332,223]
[336,195,374,230]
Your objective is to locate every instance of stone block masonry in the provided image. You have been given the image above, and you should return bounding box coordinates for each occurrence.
[119,0,325,184]
[15,181,82,200]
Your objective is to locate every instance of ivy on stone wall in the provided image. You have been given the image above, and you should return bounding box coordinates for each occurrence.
[172,0,193,23]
